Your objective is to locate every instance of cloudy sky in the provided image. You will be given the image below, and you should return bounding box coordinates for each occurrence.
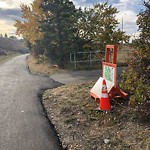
[0,0,145,38]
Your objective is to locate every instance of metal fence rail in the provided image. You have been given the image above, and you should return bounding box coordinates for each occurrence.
[70,51,105,69]
[70,49,130,69]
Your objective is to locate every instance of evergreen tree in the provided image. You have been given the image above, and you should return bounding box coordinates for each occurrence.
[40,0,79,67]
[4,33,8,38]
[9,36,17,39]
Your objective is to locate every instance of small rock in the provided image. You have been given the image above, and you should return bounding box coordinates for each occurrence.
[104,139,110,144]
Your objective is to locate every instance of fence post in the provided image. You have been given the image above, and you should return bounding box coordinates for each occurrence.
[74,53,77,69]
[90,51,92,67]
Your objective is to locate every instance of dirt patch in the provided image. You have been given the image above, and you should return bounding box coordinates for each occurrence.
[27,55,65,75]
[42,82,150,150]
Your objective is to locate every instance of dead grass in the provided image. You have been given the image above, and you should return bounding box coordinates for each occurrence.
[117,45,134,66]
[27,55,65,75]
[0,37,28,53]
[43,82,150,150]
[0,52,19,64]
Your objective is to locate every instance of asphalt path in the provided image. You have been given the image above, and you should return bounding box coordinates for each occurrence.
[0,55,62,150]
[50,67,124,85]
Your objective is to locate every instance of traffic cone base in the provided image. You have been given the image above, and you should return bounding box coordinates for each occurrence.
[100,97,111,111]
[98,79,111,111]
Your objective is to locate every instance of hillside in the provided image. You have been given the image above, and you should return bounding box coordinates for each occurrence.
[0,37,29,55]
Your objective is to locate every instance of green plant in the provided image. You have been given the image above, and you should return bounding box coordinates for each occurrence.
[119,48,150,105]
[119,1,150,105]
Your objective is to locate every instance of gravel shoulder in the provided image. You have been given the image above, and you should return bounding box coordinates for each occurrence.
[27,55,150,150]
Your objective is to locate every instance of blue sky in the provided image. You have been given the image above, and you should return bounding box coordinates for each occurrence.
[0,0,146,39]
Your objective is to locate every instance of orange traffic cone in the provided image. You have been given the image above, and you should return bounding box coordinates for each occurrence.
[98,79,111,111]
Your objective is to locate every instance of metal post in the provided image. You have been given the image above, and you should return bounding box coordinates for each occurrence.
[90,51,92,67]
[122,16,123,32]
[122,14,126,44]
[74,53,76,69]
[70,53,72,62]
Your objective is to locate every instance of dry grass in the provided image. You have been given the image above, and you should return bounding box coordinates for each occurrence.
[0,52,19,64]
[0,37,28,53]
[117,50,129,63]
[117,44,134,66]
[27,55,65,75]
[43,82,150,150]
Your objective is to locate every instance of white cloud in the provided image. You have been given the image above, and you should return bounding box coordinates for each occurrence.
[116,10,137,25]
[0,0,34,35]
[0,1,10,9]
[119,0,139,5]
[72,0,91,8]
[0,20,15,34]
[120,0,132,3]
[0,0,34,9]
[113,1,139,35]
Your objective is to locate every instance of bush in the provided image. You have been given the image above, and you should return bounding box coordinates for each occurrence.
[120,1,150,106]
[119,47,150,105]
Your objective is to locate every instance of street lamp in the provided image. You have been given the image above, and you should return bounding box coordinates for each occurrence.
[122,13,126,32]
[121,14,126,44]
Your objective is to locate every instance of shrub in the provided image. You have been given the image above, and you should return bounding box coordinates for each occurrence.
[119,1,150,106]
[119,47,150,105]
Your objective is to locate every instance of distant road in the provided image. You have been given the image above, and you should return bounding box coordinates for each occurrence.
[0,55,61,150]
[50,67,125,84]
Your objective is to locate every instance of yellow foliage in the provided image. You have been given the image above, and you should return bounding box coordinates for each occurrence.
[14,0,45,44]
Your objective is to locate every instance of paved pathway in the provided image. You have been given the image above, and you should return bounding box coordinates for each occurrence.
[0,55,61,150]
[50,67,124,84]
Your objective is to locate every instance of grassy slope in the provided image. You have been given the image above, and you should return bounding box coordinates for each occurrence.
[0,52,19,64]
[0,37,28,53]
[27,55,65,75]
[0,37,29,64]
